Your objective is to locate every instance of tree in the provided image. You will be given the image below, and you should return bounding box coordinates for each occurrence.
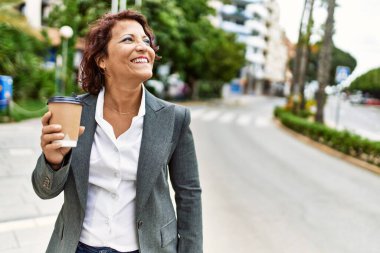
[315,0,336,123]
[45,0,245,99]
[0,0,55,100]
[289,0,309,97]
[171,0,245,99]
[0,0,41,37]
[349,68,380,98]
[306,44,357,85]
[298,0,315,110]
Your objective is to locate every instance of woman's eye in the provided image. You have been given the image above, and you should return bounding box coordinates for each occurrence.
[143,39,151,45]
[122,37,133,43]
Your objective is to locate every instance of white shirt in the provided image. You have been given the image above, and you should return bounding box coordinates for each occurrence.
[79,87,145,252]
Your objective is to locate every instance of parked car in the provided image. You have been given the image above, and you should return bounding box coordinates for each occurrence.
[348,91,365,104]
[364,98,380,106]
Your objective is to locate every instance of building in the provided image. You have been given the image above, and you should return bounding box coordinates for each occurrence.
[209,0,289,95]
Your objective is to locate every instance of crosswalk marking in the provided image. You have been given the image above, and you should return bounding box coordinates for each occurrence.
[189,108,272,128]
[236,114,252,126]
[255,117,271,127]
[190,108,205,119]
[201,110,221,121]
[219,112,235,123]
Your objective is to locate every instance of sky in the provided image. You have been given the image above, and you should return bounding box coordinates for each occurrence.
[277,0,380,81]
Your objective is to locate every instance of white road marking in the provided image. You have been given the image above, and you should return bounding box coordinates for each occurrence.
[190,108,205,119]
[255,117,271,127]
[219,112,236,123]
[236,114,252,126]
[201,110,221,121]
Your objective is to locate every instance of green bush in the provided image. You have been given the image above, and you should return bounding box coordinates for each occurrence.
[274,107,380,167]
[0,24,55,101]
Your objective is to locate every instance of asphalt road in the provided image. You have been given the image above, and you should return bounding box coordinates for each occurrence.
[192,96,380,253]
[325,95,380,140]
[1,95,380,253]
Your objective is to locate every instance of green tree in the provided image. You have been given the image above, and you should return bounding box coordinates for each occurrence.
[171,0,245,98]
[306,44,357,85]
[45,0,246,99]
[349,68,380,97]
[0,0,55,101]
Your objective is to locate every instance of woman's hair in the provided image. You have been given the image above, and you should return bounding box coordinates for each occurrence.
[80,10,160,95]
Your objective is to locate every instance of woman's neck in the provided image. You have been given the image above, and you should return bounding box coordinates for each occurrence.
[103,83,143,114]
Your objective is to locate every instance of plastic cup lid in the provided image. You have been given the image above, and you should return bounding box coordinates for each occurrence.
[47,96,82,105]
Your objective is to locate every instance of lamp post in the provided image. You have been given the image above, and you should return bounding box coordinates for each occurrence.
[59,25,74,95]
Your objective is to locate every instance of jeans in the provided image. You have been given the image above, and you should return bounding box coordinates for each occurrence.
[76,241,139,253]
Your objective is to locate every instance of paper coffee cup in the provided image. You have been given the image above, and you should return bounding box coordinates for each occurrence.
[47,96,83,147]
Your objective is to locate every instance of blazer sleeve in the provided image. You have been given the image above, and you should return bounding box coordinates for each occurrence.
[31,152,72,199]
[168,107,203,253]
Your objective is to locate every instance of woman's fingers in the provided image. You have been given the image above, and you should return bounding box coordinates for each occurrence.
[42,124,62,134]
[78,126,85,136]
[41,111,51,126]
[44,142,63,151]
[41,132,65,147]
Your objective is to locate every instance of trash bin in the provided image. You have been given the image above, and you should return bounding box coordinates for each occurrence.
[0,75,13,110]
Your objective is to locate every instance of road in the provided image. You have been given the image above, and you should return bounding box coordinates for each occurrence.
[325,95,380,140]
[1,95,380,252]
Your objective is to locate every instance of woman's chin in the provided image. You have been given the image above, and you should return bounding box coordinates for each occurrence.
[140,72,153,82]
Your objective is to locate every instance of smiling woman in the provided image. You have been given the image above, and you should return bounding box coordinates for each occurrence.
[32,10,202,253]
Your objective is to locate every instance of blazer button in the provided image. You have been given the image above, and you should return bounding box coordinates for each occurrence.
[137,220,143,229]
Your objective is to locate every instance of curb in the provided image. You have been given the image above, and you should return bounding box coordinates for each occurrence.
[273,118,380,176]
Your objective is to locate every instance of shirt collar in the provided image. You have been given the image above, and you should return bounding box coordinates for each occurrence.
[96,85,146,119]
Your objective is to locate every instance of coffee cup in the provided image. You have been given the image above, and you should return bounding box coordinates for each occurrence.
[47,96,83,147]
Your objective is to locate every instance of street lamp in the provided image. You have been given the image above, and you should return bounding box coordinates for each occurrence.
[59,25,74,95]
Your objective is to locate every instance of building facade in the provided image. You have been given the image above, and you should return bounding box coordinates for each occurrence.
[209,0,289,95]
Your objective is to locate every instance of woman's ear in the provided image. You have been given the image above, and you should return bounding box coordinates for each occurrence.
[96,56,106,70]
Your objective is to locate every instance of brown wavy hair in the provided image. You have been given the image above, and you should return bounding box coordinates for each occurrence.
[80,10,160,95]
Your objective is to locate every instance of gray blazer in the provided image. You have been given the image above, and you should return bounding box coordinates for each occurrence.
[32,90,202,253]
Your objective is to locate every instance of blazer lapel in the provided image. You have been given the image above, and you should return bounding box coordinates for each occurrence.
[136,90,175,215]
[71,94,97,210]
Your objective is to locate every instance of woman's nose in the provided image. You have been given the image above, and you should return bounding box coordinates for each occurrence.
[135,41,148,51]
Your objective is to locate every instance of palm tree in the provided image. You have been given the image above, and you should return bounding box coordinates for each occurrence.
[315,0,336,123]
[298,0,315,110]
[289,0,315,111]
[290,0,308,97]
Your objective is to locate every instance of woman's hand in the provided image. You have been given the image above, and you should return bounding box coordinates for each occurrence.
[40,111,85,170]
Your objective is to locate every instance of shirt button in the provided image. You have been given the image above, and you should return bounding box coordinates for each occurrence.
[111,193,118,199]
[105,219,109,225]
[114,171,119,178]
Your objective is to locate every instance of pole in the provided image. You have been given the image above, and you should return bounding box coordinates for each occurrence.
[62,39,68,95]
[136,0,141,7]
[120,0,127,11]
[112,0,118,13]
[55,55,62,95]
[335,84,342,128]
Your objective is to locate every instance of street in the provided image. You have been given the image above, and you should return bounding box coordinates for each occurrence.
[325,94,380,140]
[1,96,380,252]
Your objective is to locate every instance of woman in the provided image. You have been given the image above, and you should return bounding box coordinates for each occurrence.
[32,10,202,253]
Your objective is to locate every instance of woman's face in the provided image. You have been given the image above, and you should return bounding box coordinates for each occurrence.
[99,20,155,85]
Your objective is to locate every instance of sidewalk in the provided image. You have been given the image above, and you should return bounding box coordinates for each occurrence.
[0,119,62,253]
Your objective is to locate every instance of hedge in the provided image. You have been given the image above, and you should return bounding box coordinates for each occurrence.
[274,107,380,167]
